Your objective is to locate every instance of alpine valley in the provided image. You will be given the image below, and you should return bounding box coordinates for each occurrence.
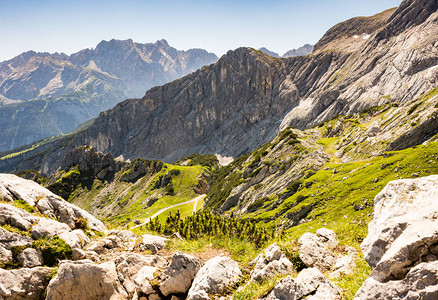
[1,0,438,299]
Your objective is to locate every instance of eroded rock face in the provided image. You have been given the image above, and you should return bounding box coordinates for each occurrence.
[355,175,438,299]
[0,267,55,299]
[266,268,342,300]
[160,252,204,296]
[45,260,128,300]
[187,256,242,300]
[250,243,295,282]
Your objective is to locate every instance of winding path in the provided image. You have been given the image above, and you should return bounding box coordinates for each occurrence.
[133,194,206,228]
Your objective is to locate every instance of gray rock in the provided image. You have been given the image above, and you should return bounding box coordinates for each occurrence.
[0,203,37,230]
[355,175,438,298]
[266,268,342,300]
[316,228,338,248]
[115,252,165,295]
[31,218,70,239]
[133,265,158,295]
[17,248,44,268]
[45,259,128,300]
[136,234,168,254]
[299,232,337,271]
[108,229,137,243]
[0,174,106,232]
[72,248,86,260]
[250,243,294,282]
[187,256,242,300]
[160,252,204,296]
[0,227,33,250]
[355,261,438,300]
[0,267,55,299]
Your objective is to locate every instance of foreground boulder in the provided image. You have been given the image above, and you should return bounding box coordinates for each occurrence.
[160,252,204,296]
[355,175,438,299]
[0,267,55,299]
[187,256,242,300]
[0,174,106,232]
[46,259,128,300]
[115,252,166,296]
[250,243,295,281]
[266,267,342,300]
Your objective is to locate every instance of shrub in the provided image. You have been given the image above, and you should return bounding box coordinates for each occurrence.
[33,236,72,267]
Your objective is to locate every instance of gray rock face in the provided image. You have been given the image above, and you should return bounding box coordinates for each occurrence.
[45,259,128,300]
[355,175,438,299]
[250,243,295,281]
[266,268,342,300]
[187,256,242,300]
[0,267,55,300]
[160,252,204,296]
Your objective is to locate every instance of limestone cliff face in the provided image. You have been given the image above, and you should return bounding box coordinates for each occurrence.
[79,0,438,162]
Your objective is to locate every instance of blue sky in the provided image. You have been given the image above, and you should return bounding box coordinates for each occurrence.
[0,0,401,61]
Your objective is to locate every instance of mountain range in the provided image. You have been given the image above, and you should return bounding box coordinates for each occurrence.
[1,0,436,176]
[1,0,438,299]
[0,39,218,151]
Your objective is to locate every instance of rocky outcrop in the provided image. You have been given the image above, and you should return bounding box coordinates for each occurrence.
[0,173,106,232]
[266,268,342,300]
[0,267,55,299]
[355,175,438,299]
[187,256,242,300]
[249,243,295,281]
[45,260,128,300]
[299,231,338,271]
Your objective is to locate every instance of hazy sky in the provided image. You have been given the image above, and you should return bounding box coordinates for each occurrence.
[0,0,401,61]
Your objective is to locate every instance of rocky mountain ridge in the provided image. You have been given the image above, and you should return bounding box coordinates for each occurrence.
[1,0,436,176]
[0,40,218,152]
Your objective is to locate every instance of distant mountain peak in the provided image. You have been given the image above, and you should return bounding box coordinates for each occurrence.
[258,47,281,58]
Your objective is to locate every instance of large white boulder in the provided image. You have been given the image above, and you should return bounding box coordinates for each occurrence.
[0,267,55,299]
[45,259,128,300]
[17,248,44,268]
[355,175,438,299]
[160,252,204,296]
[187,256,242,300]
